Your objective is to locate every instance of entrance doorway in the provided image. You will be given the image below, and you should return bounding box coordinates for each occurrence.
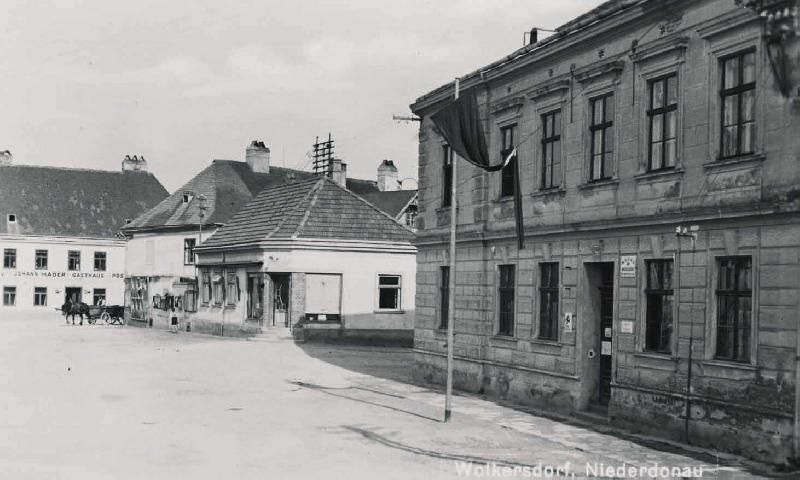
[64,287,82,304]
[271,274,290,328]
[597,264,614,405]
[580,262,615,411]
[246,274,264,321]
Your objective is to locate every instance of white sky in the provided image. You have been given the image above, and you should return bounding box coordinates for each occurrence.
[0,0,602,192]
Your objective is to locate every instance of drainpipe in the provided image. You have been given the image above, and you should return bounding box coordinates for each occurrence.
[795,283,800,460]
[676,225,698,444]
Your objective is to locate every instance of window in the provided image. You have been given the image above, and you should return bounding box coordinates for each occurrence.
[94,251,106,271]
[716,257,752,362]
[589,94,614,181]
[93,288,106,306]
[442,145,453,207]
[7,214,16,223]
[3,248,16,268]
[213,270,224,305]
[498,265,516,336]
[500,125,517,198]
[184,238,196,265]
[720,50,756,159]
[378,275,402,310]
[182,193,193,204]
[201,271,211,304]
[184,289,197,313]
[541,110,562,189]
[124,218,132,225]
[539,263,559,340]
[225,271,237,306]
[404,205,417,229]
[3,286,16,306]
[648,75,678,171]
[439,266,450,329]
[645,260,674,353]
[35,250,48,270]
[68,251,81,271]
[34,287,47,306]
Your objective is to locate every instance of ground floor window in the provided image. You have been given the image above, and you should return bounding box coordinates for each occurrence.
[377,275,401,310]
[34,287,47,306]
[3,286,16,306]
[93,288,106,306]
[225,271,238,306]
[305,273,342,321]
[498,265,515,336]
[201,271,211,304]
[184,288,197,313]
[212,270,224,305]
[539,263,559,340]
[645,259,674,353]
[716,256,752,362]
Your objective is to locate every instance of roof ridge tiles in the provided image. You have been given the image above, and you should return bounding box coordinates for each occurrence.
[290,178,326,239]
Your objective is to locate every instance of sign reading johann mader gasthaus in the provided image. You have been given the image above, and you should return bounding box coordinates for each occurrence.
[0,270,124,279]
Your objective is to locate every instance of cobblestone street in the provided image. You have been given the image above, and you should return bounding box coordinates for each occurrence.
[0,312,783,479]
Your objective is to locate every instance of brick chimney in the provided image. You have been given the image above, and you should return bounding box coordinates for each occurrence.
[377,159,399,191]
[331,159,347,187]
[246,140,270,174]
[122,155,147,172]
[0,150,12,166]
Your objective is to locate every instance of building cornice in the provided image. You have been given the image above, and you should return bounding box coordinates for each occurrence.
[196,238,416,255]
[0,234,126,246]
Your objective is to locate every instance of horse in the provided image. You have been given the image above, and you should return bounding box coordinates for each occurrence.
[61,300,90,325]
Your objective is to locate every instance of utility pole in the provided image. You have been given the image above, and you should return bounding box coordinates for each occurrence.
[444,78,459,422]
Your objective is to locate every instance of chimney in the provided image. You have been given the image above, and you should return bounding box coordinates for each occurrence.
[0,150,12,166]
[122,154,147,172]
[377,159,399,191]
[331,158,347,187]
[246,140,270,174]
[528,27,538,45]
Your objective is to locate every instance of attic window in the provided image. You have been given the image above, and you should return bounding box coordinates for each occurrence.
[7,214,16,223]
[124,218,132,224]
[182,193,193,204]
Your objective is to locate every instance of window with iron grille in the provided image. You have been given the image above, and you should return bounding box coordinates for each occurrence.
[541,110,562,189]
[93,288,106,306]
[539,263,559,340]
[184,238,196,265]
[3,286,16,306]
[68,251,81,271]
[647,75,678,171]
[500,125,517,198]
[3,248,16,269]
[589,94,614,181]
[34,287,47,306]
[378,275,402,310]
[645,260,674,353]
[35,250,48,270]
[498,265,515,336]
[720,50,756,159]
[439,266,450,330]
[716,257,752,362]
[94,251,106,271]
[442,145,453,207]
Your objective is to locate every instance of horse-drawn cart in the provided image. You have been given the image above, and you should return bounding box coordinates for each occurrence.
[87,305,125,325]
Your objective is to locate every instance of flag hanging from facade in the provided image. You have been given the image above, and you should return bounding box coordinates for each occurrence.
[431,89,525,249]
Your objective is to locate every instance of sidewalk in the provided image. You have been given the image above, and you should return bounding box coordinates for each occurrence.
[292,344,786,479]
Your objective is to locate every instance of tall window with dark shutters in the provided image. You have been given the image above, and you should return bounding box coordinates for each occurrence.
[644,260,674,354]
[498,265,515,336]
[716,257,752,362]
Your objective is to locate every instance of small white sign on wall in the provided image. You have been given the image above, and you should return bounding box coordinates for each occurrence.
[564,312,575,333]
[601,341,612,356]
[620,255,637,278]
[620,320,634,334]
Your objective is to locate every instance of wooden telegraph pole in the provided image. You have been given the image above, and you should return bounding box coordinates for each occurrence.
[444,78,459,421]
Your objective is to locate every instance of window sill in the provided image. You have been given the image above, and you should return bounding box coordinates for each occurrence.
[634,167,684,183]
[494,195,515,204]
[531,187,566,199]
[577,178,619,191]
[489,334,518,345]
[702,359,757,380]
[633,351,676,361]
[704,359,756,370]
[704,153,765,172]
[374,309,406,314]
[532,338,560,346]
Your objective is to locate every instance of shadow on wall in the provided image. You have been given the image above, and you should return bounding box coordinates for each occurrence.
[295,342,417,386]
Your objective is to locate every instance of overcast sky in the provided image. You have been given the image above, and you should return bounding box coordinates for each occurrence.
[0,0,601,192]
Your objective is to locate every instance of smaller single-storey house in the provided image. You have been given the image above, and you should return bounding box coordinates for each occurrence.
[191,176,417,344]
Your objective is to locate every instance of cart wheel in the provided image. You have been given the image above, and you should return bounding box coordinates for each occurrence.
[101,312,111,324]
[88,317,97,325]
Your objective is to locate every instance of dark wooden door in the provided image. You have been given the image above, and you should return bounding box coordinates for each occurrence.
[598,265,614,405]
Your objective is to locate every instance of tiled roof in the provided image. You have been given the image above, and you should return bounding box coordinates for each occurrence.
[359,190,417,218]
[200,177,414,248]
[345,177,381,195]
[123,160,316,231]
[0,165,168,238]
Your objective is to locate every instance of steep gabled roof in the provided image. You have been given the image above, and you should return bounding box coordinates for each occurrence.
[359,190,417,219]
[122,160,316,231]
[199,177,414,249]
[0,165,168,238]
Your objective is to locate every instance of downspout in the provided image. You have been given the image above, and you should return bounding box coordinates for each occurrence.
[795,258,800,460]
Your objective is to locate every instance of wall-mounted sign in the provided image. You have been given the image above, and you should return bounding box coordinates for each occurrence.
[601,341,612,355]
[564,312,575,333]
[620,255,636,278]
[0,270,123,279]
[620,320,634,334]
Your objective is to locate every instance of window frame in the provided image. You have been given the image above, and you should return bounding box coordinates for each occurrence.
[183,238,197,265]
[225,271,238,306]
[442,144,453,208]
[538,262,560,341]
[644,259,674,354]
[647,74,678,172]
[540,110,562,190]
[67,250,81,271]
[714,256,753,363]
[34,287,47,307]
[376,274,402,312]
[201,270,211,305]
[718,49,757,160]
[3,248,16,269]
[439,266,450,330]
[3,286,16,306]
[499,124,517,198]
[588,93,614,182]
[212,269,224,306]
[35,249,48,270]
[93,288,107,306]
[497,264,516,337]
[93,251,107,272]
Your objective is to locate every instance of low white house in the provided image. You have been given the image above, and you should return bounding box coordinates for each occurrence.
[192,176,417,344]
